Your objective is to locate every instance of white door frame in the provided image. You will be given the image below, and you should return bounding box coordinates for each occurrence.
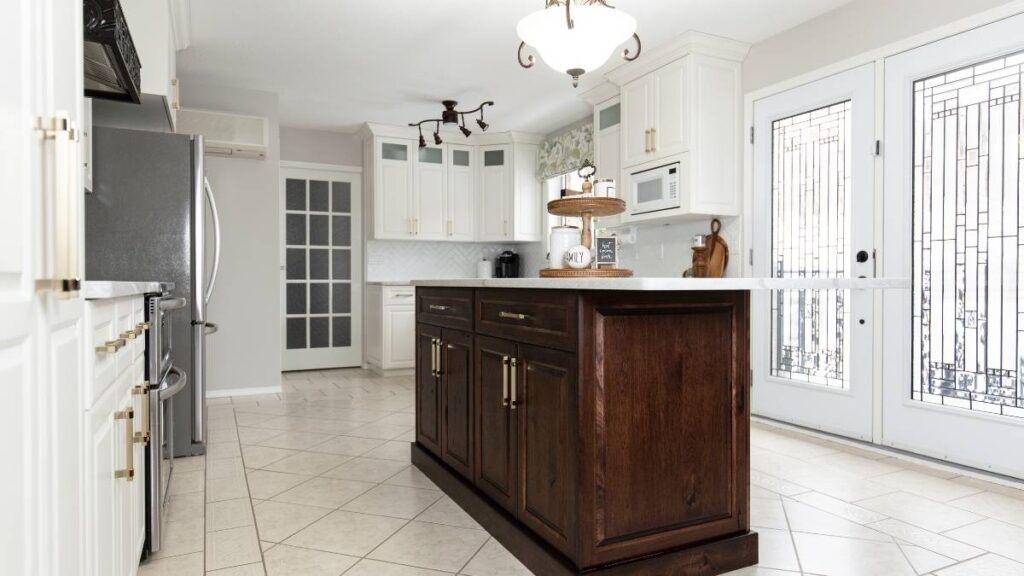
[751,63,877,442]
[279,162,363,371]
[882,13,1024,479]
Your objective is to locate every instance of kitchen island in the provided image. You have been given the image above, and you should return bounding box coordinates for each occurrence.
[409,278,907,576]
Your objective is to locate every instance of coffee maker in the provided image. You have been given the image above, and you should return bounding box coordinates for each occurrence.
[495,251,520,278]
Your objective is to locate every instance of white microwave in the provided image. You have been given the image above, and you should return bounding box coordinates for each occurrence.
[630,162,680,216]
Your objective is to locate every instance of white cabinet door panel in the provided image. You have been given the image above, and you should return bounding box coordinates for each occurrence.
[622,76,654,168]
[448,145,475,241]
[376,140,413,239]
[384,308,416,368]
[478,146,511,241]
[653,59,688,158]
[414,146,446,240]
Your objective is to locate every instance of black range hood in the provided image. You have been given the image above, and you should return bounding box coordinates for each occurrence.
[83,0,142,104]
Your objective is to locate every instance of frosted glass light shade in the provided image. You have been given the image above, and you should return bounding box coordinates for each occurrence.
[517,3,637,76]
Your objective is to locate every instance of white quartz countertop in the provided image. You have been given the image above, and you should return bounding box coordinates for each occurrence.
[366,281,413,286]
[82,281,173,299]
[411,277,910,291]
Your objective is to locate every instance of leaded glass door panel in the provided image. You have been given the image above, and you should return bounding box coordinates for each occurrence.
[884,14,1024,479]
[752,63,877,441]
[281,167,363,371]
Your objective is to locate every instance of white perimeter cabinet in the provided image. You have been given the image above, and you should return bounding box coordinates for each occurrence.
[84,296,148,576]
[119,0,182,129]
[365,285,416,371]
[363,125,542,243]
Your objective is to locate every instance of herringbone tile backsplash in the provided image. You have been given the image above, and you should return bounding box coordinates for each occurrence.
[365,240,519,282]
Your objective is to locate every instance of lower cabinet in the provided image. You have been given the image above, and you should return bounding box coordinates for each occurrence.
[417,324,475,478]
[84,296,148,576]
[416,324,442,455]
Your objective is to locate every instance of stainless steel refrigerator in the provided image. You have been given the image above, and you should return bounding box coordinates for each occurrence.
[86,126,221,457]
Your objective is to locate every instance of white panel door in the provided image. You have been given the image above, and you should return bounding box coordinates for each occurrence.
[448,145,475,241]
[478,146,511,241]
[415,145,447,240]
[653,59,688,158]
[752,63,877,441]
[281,167,364,370]
[883,13,1024,479]
[622,75,654,167]
[376,139,413,239]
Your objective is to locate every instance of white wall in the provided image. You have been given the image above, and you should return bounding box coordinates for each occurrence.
[743,0,1014,92]
[180,80,283,395]
[280,127,362,167]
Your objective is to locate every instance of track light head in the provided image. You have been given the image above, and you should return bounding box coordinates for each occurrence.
[477,118,489,131]
[460,125,472,138]
[433,132,443,145]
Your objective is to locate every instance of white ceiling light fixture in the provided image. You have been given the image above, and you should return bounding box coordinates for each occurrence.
[517,0,641,88]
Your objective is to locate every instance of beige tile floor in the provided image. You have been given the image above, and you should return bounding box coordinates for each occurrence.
[139,368,1024,576]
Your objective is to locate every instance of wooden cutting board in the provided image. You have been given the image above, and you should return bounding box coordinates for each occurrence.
[706,219,729,278]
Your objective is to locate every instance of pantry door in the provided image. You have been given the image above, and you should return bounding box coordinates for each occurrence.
[281,166,363,371]
[883,14,1024,479]
[751,63,878,441]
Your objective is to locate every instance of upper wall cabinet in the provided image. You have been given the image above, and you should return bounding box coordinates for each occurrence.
[120,0,181,128]
[601,32,749,223]
[362,125,542,243]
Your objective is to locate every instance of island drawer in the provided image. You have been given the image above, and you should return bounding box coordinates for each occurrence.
[476,289,577,351]
[417,288,473,331]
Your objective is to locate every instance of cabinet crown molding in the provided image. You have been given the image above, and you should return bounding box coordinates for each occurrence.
[603,30,750,87]
[581,82,621,106]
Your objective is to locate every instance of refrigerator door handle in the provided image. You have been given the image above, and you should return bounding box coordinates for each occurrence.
[204,177,222,306]
[203,321,219,336]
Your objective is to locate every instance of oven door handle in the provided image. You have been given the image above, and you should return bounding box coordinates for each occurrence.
[158,366,188,401]
[159,297,187,311]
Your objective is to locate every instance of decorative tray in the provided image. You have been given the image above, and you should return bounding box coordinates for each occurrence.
[547,197,626,218]
[539,268,634,278]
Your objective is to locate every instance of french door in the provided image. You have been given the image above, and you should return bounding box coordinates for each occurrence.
[883,13,1024,478]
[752,64,877,441]
[280,166,363,371]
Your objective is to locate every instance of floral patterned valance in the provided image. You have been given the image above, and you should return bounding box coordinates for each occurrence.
[538,122,594,181]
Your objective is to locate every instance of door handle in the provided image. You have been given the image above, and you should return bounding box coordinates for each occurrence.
[430,338,438,376]
[501,356,510,407]
[203,321,219,335]
[204,178,222,306]
[510,358,519,410]
[114,405,135,481]
[133,384,150,444]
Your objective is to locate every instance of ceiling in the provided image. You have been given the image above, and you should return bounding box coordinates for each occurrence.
[177,0,854,135]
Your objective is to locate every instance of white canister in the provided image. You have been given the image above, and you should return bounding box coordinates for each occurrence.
[595,179,616,198]
[476,258,492,279]
[549,226,582,269]
[565,245,593,269]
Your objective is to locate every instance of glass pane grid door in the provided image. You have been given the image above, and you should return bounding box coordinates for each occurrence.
[912,49,1024,419]
[285,178,353,352]
[771,101,852,390]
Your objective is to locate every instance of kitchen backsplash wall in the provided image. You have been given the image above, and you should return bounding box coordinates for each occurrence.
[614,217,743,278]
[366,240,514,282]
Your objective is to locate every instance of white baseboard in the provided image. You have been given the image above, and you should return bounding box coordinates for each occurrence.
[206,385,282,399]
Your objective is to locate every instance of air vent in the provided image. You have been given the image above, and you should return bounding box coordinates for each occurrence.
[175,108,268,159]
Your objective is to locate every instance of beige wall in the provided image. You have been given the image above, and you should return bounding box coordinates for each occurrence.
[280,127,362,167]
[743,0,1015,93]
[180,80,283,395]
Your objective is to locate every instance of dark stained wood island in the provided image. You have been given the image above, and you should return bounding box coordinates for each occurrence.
[411,281,757,575]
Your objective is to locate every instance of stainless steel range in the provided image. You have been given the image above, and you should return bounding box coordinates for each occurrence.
[144,288,188,554]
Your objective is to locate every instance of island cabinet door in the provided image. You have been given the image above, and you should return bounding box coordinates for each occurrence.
[416,323,442,456]
[474,335,517,514]
[516,343,578,558]
[440,329,474,479]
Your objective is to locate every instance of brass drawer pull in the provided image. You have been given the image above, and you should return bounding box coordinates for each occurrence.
[501,356,510,407]
[499,311,529,321]
[96,338,127,354]
[114,406,135,481]
[133,384,150,444]
[120,327,141,340]
[510,358,519,410]
[430,338,438,376]
[428,304,451,312]
[137,322,151,331]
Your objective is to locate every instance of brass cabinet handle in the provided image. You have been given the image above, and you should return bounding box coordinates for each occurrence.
[510,358,519,410]
[96,338,127,354]
[137,322,151,331]
[172,78,181,111]
[437,339,445,376]
[644,129,651,153]
[120,327,141,340]
[428,304,450,312]
[133,384,150,444]
[499,311,528,321]
[430,338,438,376]
[114,406,135,481]
[501,356,510,407]
[651,127,657,152]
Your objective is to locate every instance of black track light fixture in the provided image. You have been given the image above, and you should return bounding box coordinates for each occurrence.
[410,100,494,142]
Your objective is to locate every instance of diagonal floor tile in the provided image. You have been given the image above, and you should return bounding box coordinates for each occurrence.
[866,518,983,560]
[944,518,1024,563]
[241,445,299,469]
[308,435,387,457]
[322,457,409,483]
[206,525,262,571]
[792,532,916,576]
[415,496,482,530]
[461,538,533,576]
[342,483,443,519]
[262,543,359,576]
[253,500,332,543]
[856,491,983,532]
[935,553,1024,576]
[246,469,313,500]
[272,476,376,508]
[283,510,407,556]
[368,520,489,573]
[207,498,256,532]
[261,451,351,476]
[782,499,891,542]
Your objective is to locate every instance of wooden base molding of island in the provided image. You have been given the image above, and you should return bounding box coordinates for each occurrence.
[413,287,757,575]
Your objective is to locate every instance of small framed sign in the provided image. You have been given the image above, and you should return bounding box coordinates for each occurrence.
[595,236,618,267]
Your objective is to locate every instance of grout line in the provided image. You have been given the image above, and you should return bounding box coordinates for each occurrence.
[778,495,804,574]
[229,406,269,576]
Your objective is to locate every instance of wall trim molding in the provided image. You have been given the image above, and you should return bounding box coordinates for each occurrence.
[207,385,282,399]
[280,160,362,173]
